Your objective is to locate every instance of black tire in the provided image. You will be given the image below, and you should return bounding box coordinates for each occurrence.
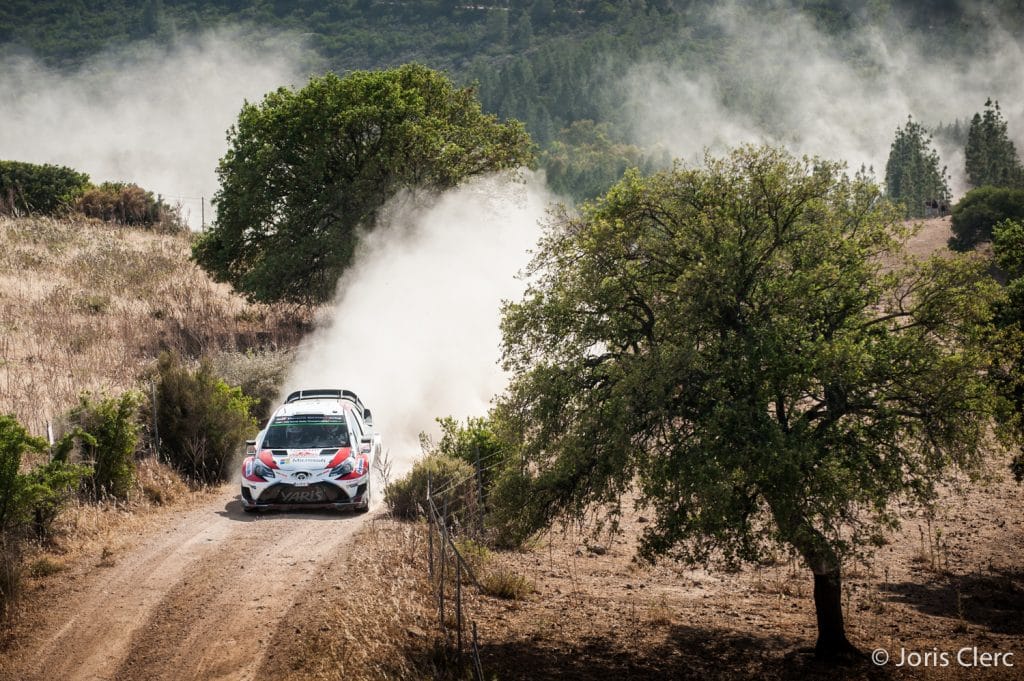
[356,479,371,513]
[240,488,260,514]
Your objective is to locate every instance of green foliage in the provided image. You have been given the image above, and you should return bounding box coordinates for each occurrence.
[75,181,184,231]
[68,392,141,501]
[496,145,1006,649]
[210,349,294,422]
[384,453,477,523]
[194,64,534,305]
[484,463,535,547]
[0,160,90,216]
[991,219,1024,482]
[542,121,670,202]
[154,353,257,485]
[0,415,49,534]
[428,415,510,495]
[965,99,1024,190]
[884,115,950,218]
[949,185,1024,251]
[0,414,87,615]
[993,218,1024,280]
[20,459,90,540]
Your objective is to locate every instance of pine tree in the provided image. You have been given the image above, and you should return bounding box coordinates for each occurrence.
[885,115,951,218]
[965,99,1024,189]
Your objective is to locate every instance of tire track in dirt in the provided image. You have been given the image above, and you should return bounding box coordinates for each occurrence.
[112,504,365,681]
[6,493,369,681]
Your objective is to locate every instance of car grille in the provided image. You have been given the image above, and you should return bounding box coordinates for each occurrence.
[259,482,350,505]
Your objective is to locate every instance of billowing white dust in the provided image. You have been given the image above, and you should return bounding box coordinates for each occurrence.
[284,173,550,476]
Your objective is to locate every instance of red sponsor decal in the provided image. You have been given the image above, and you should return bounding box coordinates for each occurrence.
[326,447,353,468]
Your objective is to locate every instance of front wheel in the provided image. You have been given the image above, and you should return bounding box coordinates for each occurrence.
[356,479,371,513]
[241,488,259,513]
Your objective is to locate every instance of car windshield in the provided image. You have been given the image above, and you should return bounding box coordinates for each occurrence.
[263,416,350,450]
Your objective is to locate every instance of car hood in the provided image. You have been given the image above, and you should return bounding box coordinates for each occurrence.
[258,447,350,471]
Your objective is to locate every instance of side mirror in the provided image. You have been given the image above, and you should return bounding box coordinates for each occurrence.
[245,439,256,457]
[363,408,373,427]
[359,435,372,454]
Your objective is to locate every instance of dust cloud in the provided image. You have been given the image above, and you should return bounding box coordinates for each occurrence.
[622,4,1024,197]
[0,30,308,228]
[284,173,551,475]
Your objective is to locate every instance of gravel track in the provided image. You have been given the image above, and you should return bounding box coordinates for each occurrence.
[6,493,368,681]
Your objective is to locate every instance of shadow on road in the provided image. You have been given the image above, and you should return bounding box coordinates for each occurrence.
[218,498,367,522]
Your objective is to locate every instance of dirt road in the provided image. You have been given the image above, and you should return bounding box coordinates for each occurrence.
[4,491,370,681]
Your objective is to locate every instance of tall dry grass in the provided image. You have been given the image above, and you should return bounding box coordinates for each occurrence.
[0,215,308,438]
[259,518,443,681]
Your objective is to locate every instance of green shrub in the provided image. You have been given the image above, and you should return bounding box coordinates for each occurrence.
[75,181,184,231]
[429,416,512,496]
[210,349,294,422]
[67,393,141,501]
[385,453,477,522]
[0,414,58,619]
[21,460,90,540]
[0,160,90,216]
[153,353,257,485]
[454,537,491,574]
[949,186,1024,250]
[482,464,536,548]
[0,415,49,534]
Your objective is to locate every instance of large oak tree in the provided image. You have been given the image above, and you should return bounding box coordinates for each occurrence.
[194,64,533,305]
[495,146,1008,659]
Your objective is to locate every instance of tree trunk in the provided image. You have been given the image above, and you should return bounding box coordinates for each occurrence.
[766,499,862,662]
[812,568,858,660]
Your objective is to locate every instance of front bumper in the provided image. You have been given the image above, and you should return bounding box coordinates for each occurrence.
[240,480,368,511]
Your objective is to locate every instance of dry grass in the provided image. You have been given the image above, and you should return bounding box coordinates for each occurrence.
[0,215,307,436]
[29,458,213,558]
[25,557,67,578]
[258,518,442,681]
[480,567,534,600]
[0,214,313,649]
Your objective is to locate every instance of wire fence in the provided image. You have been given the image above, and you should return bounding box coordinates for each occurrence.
[422,452,490,680]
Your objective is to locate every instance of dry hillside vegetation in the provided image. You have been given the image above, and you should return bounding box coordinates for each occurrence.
[0,215,305,434]
[257,216,1023,680]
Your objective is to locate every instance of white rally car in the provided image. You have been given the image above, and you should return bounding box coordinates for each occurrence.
[240,388,382,513]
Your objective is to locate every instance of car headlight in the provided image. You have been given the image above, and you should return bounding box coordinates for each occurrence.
[253,460,276,479]
[330,457,354,478]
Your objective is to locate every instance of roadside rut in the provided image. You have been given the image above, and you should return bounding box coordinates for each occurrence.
[6,493,368,681]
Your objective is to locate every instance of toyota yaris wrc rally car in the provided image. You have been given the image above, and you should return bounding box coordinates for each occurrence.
[240,388,382,513]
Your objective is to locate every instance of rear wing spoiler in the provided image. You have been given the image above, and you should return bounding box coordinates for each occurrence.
[284,388,373,426]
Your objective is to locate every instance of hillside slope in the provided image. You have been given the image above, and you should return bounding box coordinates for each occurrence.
[0,215,302,434]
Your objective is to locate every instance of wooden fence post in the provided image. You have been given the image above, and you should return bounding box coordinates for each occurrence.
[456,556,463,657]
